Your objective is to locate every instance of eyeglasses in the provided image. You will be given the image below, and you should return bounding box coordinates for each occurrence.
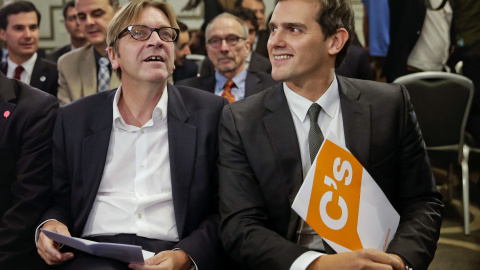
[113,25,179,45]
[207,35,246,48]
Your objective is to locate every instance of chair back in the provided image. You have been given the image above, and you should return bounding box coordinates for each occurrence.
[394,72,474,161]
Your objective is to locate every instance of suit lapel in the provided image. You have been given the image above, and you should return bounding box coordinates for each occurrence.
[80,46,97,98]
[0,75,16,144]
[81,91,115,221]
[0,62,7,74]
[262,84,303,239]
[166,84,196,238]
[245,72,261,97]
[200,75,216,93]
[338,76,371,167]
[30,57,46,91]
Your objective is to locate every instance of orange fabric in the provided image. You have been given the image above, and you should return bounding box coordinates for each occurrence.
[221,80,235,103]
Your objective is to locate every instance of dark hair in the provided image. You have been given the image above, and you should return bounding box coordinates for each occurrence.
[229,7,259,32]
[0,0,41,29]
[62,0,75,20]
[234,0,265,9]
[315,0,354,68]
[177,20,188,32]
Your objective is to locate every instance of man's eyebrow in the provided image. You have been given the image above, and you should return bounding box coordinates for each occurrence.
[282,22,306,30]
[269,22,307,30]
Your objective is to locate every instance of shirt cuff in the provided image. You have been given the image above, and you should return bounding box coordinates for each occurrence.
[35,219,58,247]
[290,251,324,270]
[172,248,198,270]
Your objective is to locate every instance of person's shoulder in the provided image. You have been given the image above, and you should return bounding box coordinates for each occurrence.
[57,44,92,65]
[247,70,278,85]
[174,84,223,103]
[230,83,281,111]
[13,79,58,109]
[338,75,405,102]
[62,89,115,113]
[176,75,205,86]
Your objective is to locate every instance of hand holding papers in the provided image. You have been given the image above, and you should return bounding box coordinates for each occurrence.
[292,135,400,253]
[40,229,155,264]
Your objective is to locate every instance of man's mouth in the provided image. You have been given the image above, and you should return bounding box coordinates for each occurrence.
[274,54,293,60]
[144,56,164,62]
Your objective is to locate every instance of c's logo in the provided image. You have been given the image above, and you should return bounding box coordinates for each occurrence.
[306,140,363,250]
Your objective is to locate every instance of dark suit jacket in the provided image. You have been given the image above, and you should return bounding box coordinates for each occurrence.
[0,57,58,97]
[218,76,444,270]
[336,44,374,80]
[0,72,58,269]
[177,70,278,99]
[255,29,269,58]
[173,59,198,83]
[41,84,227,269]
[46,44,71,64]
[200,52,271,77]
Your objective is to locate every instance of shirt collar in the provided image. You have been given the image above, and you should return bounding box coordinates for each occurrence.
[112,84,168,130]
[284,75,340,122]
[215,68,248,89]
[7,52,37,77]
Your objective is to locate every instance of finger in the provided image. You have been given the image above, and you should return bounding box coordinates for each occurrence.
[145,252,167,265]
[366,249,402,269]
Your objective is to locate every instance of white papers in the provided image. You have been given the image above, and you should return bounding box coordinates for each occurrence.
[292,134,400,253]
[40,229,155,264]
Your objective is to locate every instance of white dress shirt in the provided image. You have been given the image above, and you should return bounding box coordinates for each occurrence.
[284,76,346,270]
[6,52,37,84]
[82,85,179,242]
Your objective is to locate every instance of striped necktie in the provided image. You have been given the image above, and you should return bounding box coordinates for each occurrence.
[98,57,111,92]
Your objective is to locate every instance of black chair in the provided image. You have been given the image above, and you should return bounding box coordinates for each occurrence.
[394,71,474,235]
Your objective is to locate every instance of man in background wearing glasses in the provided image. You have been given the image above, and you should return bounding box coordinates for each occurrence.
[177,12,276,103]
[36,1,227,269]
[56,0,121,106]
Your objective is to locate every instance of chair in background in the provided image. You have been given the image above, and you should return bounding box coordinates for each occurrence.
[394,71,474,235]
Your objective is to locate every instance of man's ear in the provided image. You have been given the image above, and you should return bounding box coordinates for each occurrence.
[327,28,348,56]
[245,39,251,53]
[108,47,119,71]
[0,29,6,41]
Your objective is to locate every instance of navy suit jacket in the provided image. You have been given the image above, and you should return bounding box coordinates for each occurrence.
[218,76,443,270]
[41,84,227,269]
[0,57,58,97]
[0,72,58,269]
[176,70,278,99]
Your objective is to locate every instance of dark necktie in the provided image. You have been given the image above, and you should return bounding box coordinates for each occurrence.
[308,103,324,163]
[13,65,24,80]
[304,103,336,254]
[222,80,235,103]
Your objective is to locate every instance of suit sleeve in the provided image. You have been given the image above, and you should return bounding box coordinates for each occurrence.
[40,108,74,227]
[57,58,73,106]
[171,97,228,269]
[0,92,58,260]
[218,106,309,270]
[385,85,444,269]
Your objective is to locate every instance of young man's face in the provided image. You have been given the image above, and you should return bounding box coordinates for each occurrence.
[174,30,191,67]
[0,11,39,62]
[75,0,116,48]
[206,17,250,78]
[109,6,175,84]
[268,0,333,85]
[242,0,266,30]
[64,6,85,40]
